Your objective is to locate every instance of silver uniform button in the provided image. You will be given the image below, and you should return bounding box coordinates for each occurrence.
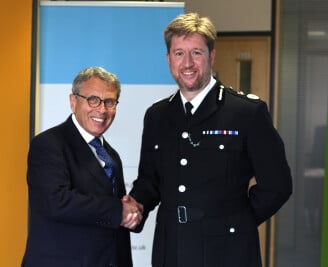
[154,144,159,150]
[180,158,188,166]
[229,227,235,233]
[182,131,189,139]
[178,185,186,192]
[219,144,225,150]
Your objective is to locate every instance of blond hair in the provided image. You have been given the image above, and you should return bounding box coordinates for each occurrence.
[164,12,217,52]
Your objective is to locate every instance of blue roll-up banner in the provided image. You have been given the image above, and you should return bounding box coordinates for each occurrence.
[38,1,184,266]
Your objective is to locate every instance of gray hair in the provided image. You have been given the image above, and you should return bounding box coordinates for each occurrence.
[72,66,121,99]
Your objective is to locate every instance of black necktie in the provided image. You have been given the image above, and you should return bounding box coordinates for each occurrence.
[185,102,193,119]
[89,138,115,185]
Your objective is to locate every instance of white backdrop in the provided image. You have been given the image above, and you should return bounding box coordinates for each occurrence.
[38,1,184,266]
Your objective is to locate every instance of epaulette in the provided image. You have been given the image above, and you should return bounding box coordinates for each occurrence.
[222,85,261,101]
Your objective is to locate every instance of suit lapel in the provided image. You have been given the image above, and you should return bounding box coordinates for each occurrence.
[63,117,113,189]
[103,140,126,197]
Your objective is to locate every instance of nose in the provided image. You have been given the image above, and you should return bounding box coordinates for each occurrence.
[183,52,194,68]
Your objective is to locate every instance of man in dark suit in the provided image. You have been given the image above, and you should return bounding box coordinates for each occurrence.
[128,13,292,267]
[22,67,143,267]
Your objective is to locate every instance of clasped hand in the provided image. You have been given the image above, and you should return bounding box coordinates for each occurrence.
[121,195,144,230]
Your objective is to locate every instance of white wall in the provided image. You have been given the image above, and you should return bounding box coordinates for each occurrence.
[167,0,272,32]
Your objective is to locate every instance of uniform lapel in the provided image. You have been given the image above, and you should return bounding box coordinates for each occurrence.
[190,82,223,127]
[166,82,223,129]
[167,91,188,128]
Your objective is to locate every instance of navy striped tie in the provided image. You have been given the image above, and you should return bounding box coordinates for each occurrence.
[89,138,115,185]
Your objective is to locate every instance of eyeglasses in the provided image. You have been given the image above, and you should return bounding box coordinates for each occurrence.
[74,93,119,109]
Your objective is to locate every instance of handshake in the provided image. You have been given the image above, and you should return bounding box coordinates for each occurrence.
[120,195,144,230]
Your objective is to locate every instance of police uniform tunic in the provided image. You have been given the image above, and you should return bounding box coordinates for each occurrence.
[131,81,292,267]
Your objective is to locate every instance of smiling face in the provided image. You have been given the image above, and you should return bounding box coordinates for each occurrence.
[69,77,118,137]
[167,33,215,100]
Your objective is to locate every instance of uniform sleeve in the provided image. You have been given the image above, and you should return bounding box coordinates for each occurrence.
[247,102,292,225]
[129,108,161,229]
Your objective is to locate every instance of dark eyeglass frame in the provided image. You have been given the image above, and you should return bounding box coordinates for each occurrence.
[74,93,119,109]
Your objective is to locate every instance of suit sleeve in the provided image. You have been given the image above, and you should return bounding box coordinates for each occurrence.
[27,133,123,229]
[247,102,292,225]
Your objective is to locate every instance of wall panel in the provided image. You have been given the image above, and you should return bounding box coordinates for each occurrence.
[0,1,32,266]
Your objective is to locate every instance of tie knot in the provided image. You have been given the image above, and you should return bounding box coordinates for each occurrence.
[185,102,193,118]
[89,137,102,148]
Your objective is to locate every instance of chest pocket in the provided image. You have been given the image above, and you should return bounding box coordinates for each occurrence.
[201,135,243,151]
[191,135,245,184]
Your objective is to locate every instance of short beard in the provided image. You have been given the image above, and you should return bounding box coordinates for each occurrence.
[177,73,211,92]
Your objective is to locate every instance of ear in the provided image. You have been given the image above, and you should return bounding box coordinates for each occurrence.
[69,94,76,113]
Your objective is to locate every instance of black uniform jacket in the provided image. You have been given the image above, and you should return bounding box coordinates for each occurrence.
[130,81,292,267]
[22,116,132,267]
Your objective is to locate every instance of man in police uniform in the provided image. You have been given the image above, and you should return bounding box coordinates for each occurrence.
[129,13,292,267]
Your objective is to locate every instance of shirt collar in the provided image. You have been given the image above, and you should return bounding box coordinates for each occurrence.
[180,76,216,114]
[71,114,104,145]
